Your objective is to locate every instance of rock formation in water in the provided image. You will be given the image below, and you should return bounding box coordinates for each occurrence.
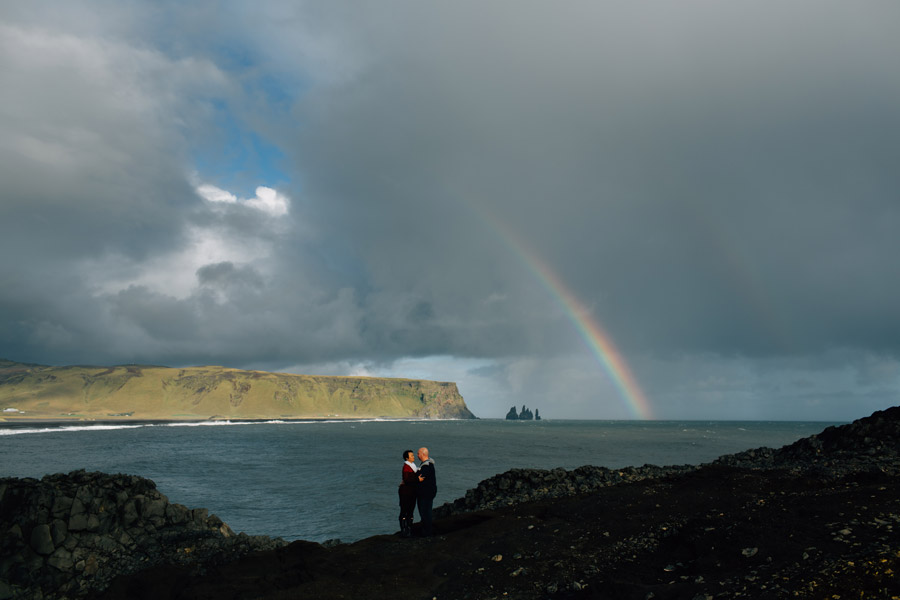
[505,405,537,420]
[0,359,476,421]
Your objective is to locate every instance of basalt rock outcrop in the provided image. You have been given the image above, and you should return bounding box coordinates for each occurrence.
[504,405,539,420]
[0,470,285,599]
[713,405,900,476]
[434,464,696,519]
[438,405,900,519]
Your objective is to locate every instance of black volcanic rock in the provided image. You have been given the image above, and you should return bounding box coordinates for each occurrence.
[433,464,695,519]
[4,406,900,599]
[505,405,539,420]
[713,405,900,476]
[438,406,900,521]
[0,471,284,599]
[97,456,900,600]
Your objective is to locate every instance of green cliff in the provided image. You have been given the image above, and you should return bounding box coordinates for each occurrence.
[0,360,476,421]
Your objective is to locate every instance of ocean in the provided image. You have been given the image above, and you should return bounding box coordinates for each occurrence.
[0,419,838,543]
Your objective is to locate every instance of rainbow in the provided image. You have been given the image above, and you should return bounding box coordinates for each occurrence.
[482,212,654,420]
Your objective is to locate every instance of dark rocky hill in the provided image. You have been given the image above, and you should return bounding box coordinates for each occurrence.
[714,405,900,475]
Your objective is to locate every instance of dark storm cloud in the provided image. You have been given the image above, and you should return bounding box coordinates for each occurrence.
[2,1,899,418]
[284,1,900,361]
[196,262,264,289]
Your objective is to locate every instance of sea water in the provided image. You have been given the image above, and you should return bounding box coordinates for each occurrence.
[0,419,837,543]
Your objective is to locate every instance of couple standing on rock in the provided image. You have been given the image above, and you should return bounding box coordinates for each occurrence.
[398,447,437,538]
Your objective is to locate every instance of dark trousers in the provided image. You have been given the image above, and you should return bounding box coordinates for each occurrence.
[399,494,416,522]
[416,494,434,536]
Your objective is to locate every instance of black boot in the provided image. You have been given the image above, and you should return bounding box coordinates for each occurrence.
[400,517,410,538]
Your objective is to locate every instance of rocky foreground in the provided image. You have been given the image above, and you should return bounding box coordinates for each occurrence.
[3,407,900,599]
[0,471,285,599]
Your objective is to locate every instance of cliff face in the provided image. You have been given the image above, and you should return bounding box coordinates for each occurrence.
[0,360,476,420]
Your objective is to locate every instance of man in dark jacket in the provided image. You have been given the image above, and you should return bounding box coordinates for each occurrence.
[416,447,437,536]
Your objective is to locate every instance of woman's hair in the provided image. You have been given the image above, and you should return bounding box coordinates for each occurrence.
[403,449,414,461]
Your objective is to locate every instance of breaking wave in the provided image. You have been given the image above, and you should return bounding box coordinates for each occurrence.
[0,417,430,436]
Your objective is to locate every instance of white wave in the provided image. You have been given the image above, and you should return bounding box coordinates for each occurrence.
[0,416,441,436]
[0,423,147,436]
[162,420,323,427]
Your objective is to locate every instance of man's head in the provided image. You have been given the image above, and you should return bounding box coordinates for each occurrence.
[403,449,414,461]
[417,447,429,461]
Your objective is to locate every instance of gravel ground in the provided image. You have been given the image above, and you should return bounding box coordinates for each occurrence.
[94,462,899,600]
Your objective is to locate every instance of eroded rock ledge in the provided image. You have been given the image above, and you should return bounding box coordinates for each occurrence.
[715,405,900,475]
[434,464,696,519]
[0,471,285,599]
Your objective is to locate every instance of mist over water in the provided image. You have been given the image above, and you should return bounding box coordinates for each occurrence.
[0,419,837,542]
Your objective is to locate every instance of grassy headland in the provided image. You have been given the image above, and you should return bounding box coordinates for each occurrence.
[0,359,475,421]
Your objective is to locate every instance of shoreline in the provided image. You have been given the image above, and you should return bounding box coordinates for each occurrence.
[0,414,844,424]
[0,416,460,426]
[2,406,897,599]
[102,406,900,599]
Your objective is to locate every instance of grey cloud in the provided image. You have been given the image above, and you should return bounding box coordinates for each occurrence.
[282,0,900,363]
[197,262,264,289]
[111,286,202,343]
[2,1,900,420]
[0,20,227,267]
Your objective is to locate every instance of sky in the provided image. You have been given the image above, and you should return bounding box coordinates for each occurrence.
[2,1,899,421]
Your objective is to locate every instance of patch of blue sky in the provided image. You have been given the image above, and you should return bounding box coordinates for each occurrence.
[207,25,309,105]
[191,99,290,197]
[248,69,305,108]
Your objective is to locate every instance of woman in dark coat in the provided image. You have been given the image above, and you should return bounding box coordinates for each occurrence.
[398,449,418,537]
